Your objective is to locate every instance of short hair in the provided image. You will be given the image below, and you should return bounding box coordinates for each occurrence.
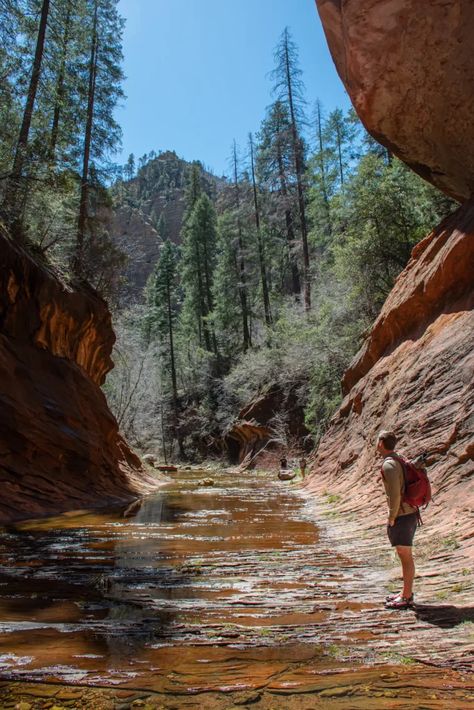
[378,430,397,450]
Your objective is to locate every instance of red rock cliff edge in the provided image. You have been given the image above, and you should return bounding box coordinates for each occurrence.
[0,232,157,523]
[316,0,474,202]
[305,201,474,562]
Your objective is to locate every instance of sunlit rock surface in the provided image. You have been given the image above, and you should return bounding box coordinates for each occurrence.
[0,232,157,523]
[316,0,474,201]
[225,385,310,465]
[305,201,474,567]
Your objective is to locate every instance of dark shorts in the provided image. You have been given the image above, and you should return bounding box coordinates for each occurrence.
[387,512,418,547]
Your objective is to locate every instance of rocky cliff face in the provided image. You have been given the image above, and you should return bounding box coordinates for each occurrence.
[316,0,474,202]
[111,152,223,303]
[0,232,157,523]
[225,385,311,466]
[305,201,473,564]
[310,1,474,573]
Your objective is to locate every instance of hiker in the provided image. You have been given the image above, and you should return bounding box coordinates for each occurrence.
[299,457,307,479]
[377,430,418,609]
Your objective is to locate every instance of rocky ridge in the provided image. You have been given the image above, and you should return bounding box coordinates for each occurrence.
[111,151,223,302]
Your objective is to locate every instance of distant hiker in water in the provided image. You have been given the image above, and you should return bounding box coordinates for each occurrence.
[377,430,418,610]
[299,457,307,478]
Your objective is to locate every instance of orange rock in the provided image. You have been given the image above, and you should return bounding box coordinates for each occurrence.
[316,0,474,201]
[0,234,158,524]
[305,201,474,567]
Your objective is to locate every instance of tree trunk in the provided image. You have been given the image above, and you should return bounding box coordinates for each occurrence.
[249,133,271,325]
[276,147,301,296]
[166,277,178,405]
[316,101,332,238]
[200,222,218,355]
[3,0,50,230]
[284,33,311,310]
[232,141,251,350]
[335,120,344,186]
[166,275,185,458]
[194,239,210,351]
[50,0,72,163]
[75,0,98,276]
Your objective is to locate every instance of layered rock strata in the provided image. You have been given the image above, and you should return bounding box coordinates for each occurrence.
[316,0,474,201]
[305,202,474,566]
[312,0,474,579]
[225,385,310,465]
[0,232,157,523]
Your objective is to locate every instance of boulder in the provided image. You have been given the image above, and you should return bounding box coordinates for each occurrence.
[225,384,310,465]
[316,0,474,201]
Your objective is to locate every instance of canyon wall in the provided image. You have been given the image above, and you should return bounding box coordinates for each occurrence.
[310,0,474,565]
[305,204,473,546]
[0,231,157,523]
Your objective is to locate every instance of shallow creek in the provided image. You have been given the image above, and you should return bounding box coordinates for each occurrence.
[0,469,472,708]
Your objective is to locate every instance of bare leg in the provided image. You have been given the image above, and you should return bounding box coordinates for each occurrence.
[396,545,415,598]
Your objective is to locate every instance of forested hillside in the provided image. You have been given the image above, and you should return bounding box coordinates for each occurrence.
[104,29,456,461]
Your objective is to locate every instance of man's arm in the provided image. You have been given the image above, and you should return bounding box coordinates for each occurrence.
[382,458,401,524]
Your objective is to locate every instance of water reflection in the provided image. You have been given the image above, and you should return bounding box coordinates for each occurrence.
[0,470,327,689]
[0,469,471,701]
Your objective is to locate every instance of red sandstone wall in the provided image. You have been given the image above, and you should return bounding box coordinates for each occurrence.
[0,233,157,523]
[305,202,474,560]
[316,0,474,202]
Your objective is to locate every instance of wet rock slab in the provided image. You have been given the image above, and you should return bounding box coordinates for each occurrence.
[0,470,471,706]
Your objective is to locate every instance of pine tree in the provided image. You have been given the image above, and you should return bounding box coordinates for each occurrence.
[271,27,310,309]
[75,0,124,276]
[212,211,244,355]
[324,108,358,188]
[180,190,218,354]
[248,131,271,325]
[231,140,251,350]
[1,0,51,232]
[308,99,338,253]
[257,100,301,297]
[124,152,135,181]
[0,0,24,177]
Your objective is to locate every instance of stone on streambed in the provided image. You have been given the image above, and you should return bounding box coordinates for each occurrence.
[199,477,215,486]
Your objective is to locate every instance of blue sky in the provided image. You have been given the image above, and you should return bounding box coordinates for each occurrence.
[116,0,351,176]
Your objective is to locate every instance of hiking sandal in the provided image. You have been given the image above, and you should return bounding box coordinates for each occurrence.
[385,594,413,610]
[385,592,414,604]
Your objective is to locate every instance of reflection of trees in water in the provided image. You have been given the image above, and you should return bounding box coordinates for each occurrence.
[101,491,194,659]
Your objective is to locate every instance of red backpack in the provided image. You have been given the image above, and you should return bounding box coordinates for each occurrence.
[386,452,432,509]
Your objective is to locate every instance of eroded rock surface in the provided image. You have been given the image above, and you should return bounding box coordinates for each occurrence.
[316,0,474,201]
[225,385,310,465]
[305,201,474,574]
[0,232,156,523]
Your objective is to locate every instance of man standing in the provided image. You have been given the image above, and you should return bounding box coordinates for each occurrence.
[377,430,418,609]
